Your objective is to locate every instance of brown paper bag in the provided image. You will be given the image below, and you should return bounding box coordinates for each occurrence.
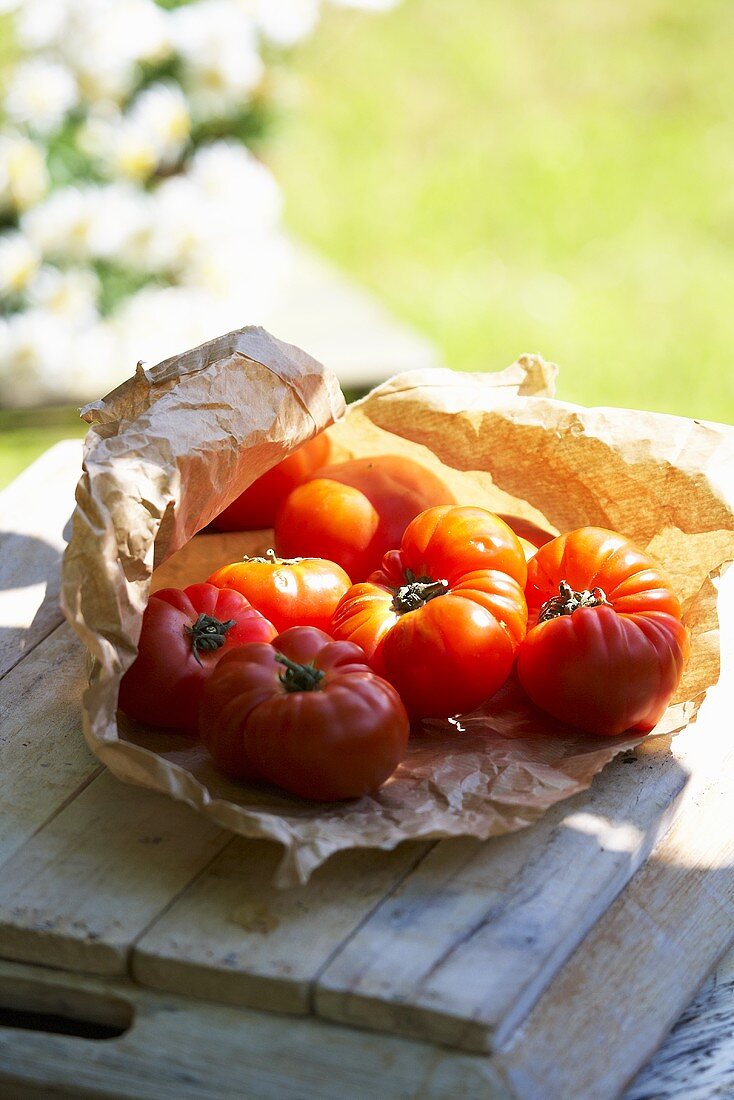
[61,327,734,886]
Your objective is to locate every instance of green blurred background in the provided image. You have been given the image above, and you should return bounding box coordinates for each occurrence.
[3,0,733,489]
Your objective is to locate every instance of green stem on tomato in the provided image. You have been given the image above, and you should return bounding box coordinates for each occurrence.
[538,580,609,623]
[275,652,325,693]
[392,568,449,614]
[185,613,237,666]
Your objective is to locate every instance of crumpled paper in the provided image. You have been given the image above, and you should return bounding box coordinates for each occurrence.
[61,326,734,886]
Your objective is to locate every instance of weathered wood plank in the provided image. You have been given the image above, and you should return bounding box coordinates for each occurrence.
[625,944,734,1099]
[0,439,83,679]
[0,771,228,976]
[314,569,734,1053]
[0,621,101,868]
[314,728,695,1051]
[0,960,511,1100]
[495,726,734,1100]
[133,837,430,1014]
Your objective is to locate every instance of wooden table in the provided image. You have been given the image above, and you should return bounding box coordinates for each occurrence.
[0,439,732,1100]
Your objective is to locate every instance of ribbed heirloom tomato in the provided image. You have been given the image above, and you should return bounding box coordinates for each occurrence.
[118,583,276,732]
[331,506,528,719]
[199,626,409,801]
[210,433,330,531]
[516,527,690,736]
[274,455,455,581]
[207,551,351,634]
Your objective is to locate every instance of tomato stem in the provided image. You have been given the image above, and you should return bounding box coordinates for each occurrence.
[243,548,304,565]
[392,569,449,614]
[538,580,609,623]
[275,652,325,693]
[185,613,237,666]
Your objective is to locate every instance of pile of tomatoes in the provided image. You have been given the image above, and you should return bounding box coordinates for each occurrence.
[119,435,690,803]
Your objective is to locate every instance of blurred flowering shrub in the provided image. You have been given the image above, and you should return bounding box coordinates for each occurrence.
[0,0,398,405]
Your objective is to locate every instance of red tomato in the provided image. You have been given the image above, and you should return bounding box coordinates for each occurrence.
[497,514,556,550]
[198,626,409,801]
[331,506,528,719]
[207,550,351,634]
[274,454,455,581]
[211,433,330,531]
[118,583,276,732]
[517,527,689,736]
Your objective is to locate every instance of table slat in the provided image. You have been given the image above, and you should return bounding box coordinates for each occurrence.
[495,731,734,1100]
[0,960,510,1100]
[133,837,430,1014]
[313,719,707,1051]
[0,621,101,867]
[0,771,227,976]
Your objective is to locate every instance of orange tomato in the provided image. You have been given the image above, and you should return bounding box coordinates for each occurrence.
[274,455,454,581]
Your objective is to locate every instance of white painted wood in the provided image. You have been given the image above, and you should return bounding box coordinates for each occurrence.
[314,725,702,1051]
[0,771,228,976]
[133,837,430,1014]
[0,439,83,678]
[0,621,101,867]
[495,729,734,1100]
[0,960,511,1100]
[625,945,734,1099]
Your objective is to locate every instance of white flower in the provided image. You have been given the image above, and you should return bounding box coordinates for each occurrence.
[130,83,191,164]
[172,0,263,119]
[0,232,42,298]
[0,133,50,214]
[56,0,173,104]
[93,186,158,270]
[252,0,320,47]
[14,0,69,50]
[146,176,206,272]
[188,141,282,230]
[22,183,155,265]
[4,59,79,136]
[27,265,100,327]
[0,309,73,406]
[22,187,95,261]
[81,84,190,181]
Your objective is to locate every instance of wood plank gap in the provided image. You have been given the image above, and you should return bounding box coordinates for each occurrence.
[0,609,66,685]
[125,834,242,980]
[306,840,440,1017]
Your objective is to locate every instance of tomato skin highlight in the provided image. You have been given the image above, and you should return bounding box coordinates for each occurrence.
[331,506,528,719]
[118,583,277,732]
[517,527,689,736]
[207,553,351,635]
[198,626,410,801]
[211,433,330,531]
[274,455,455,581]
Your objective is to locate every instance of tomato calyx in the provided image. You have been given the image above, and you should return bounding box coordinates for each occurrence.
[275,652,325,693]
[184,613,237,666]
[538,580,609,623]
[244,548,304,566]
[391,569,449,615]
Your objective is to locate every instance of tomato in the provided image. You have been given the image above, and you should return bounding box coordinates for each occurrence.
[211,433,330,531]
[207,550,351,634]
[516,527,689,736]
[330,506,528,719]
[274,454,455,581]
[118,583,277,732]
[497,514,555,551]
[198,626,409,801]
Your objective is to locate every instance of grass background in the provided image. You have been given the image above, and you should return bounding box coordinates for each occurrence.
[2,0,733,490]
[269,0,734,420]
